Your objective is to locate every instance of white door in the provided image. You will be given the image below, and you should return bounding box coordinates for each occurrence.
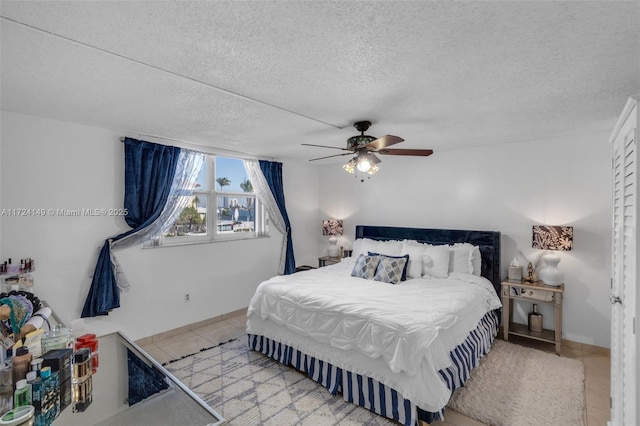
[610,96,638,426]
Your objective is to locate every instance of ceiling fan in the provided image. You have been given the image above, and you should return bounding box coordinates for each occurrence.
[302,121,433,177]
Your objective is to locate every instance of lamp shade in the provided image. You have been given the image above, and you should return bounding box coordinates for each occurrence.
[532,226,573,251]
[322,219,343,236]
[532,225,573,286]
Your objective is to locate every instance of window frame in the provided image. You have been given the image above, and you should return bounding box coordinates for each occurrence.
[153,155,268,247]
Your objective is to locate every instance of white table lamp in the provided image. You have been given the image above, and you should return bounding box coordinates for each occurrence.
[322,219,343,257]
[532,225,573,287]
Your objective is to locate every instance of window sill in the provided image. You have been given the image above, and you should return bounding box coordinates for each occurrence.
[143,234,271,249]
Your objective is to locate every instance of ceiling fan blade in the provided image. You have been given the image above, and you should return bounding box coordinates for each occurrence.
[302,143,352,151]
[377,149,434,157]
[369,153,382,164]
[309,152,355,161]
[364,135,404,150]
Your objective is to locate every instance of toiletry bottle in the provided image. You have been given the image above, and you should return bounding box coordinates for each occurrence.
[27,370,43,425]
[39,366,53,424]
[13,379,31,407]
[30,358,43,376]
[528,304,543,332]
[73,349,91,384]
[49,368,60,418]
[11,347,32,390]
[0,363,13,414]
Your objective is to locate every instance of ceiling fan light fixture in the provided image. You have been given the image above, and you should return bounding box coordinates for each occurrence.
[356,152,373,173]
[343,158,357,174]
[305,119,433,178]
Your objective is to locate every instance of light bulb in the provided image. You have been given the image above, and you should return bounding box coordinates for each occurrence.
[343,158,356,174]
[356,157,371,172]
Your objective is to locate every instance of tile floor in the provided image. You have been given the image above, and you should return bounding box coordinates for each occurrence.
[137,313,610,426]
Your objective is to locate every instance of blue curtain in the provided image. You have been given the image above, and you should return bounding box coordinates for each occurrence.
[259,160,296,275]
[81,138,181,318]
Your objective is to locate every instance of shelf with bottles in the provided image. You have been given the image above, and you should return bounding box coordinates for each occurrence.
[2,275,35,294]
[0,258,35,276]
[0,258,35,293]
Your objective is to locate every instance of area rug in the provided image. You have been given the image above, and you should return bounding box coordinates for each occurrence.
[163,338,395,425]
[448,339,585,426]
[163,338,585,426]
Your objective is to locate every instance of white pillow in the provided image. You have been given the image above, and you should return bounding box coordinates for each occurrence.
[449,243,474,274]
[451,243,482,276]
[401,240,426,279]
[422,245,450,278]
[356,238,402,257]
[471,245,482,276]
[352,238,363,257]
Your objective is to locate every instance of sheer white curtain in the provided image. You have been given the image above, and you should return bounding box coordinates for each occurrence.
[244,159,288,274]
[111,149,205,289]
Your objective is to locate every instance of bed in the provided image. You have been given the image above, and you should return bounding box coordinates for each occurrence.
[247,225,502,425]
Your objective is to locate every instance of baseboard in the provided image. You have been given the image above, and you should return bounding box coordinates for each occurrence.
[497,325,610,356]
[562,339,610,356]
[136,307,248,346]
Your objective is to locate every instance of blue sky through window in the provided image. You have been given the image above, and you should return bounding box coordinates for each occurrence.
[195,156,250,192]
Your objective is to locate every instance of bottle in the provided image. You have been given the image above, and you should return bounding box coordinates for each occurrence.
[39,367,53,424]
[30,358,43,376]
[11,347,32,390]
[27,370,43,425]
[0,363,13,415]
[13,379,31,407]
[49,369,60,418]
[528,304,543,332]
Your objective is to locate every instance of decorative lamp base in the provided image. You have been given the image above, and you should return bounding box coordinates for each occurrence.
[327,236,341,257]
[538,252,563,286]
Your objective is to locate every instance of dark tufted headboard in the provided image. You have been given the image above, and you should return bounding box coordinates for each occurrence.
[355,225,501,295]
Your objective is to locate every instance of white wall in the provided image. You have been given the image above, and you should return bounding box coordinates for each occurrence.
[1,110,612,347]
[0,111,319,340]
[283,161,320,268]
[317,132,612,348]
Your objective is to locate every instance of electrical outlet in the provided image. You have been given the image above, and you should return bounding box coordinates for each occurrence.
[184,293,190,302]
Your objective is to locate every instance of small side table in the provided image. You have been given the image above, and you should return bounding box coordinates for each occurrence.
[318,250,353,268]
[501,280,564,355]
[318,256,342,267]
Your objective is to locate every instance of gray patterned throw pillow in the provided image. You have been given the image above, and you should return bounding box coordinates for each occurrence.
[373,256,408,284]
[351,254,380,280]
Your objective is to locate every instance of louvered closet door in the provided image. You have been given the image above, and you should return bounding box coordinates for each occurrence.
[610,97,638,426]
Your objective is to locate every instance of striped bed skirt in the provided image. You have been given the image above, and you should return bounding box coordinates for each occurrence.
[248,309,500,425]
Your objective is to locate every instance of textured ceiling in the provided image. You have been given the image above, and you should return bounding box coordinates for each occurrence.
[1,1,639,163]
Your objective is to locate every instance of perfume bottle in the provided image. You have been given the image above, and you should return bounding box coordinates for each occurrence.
[11,347,32,390]
[528,304,543,332]
[13,379,31,407]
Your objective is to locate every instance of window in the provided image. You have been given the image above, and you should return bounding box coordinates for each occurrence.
[153,155,268,246]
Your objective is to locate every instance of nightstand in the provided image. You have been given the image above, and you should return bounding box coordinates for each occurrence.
[501,280,564,355]
[318,249,353,268]
[318,256,342,267]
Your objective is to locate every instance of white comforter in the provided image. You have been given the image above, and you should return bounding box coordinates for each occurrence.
[247,258,502,411]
